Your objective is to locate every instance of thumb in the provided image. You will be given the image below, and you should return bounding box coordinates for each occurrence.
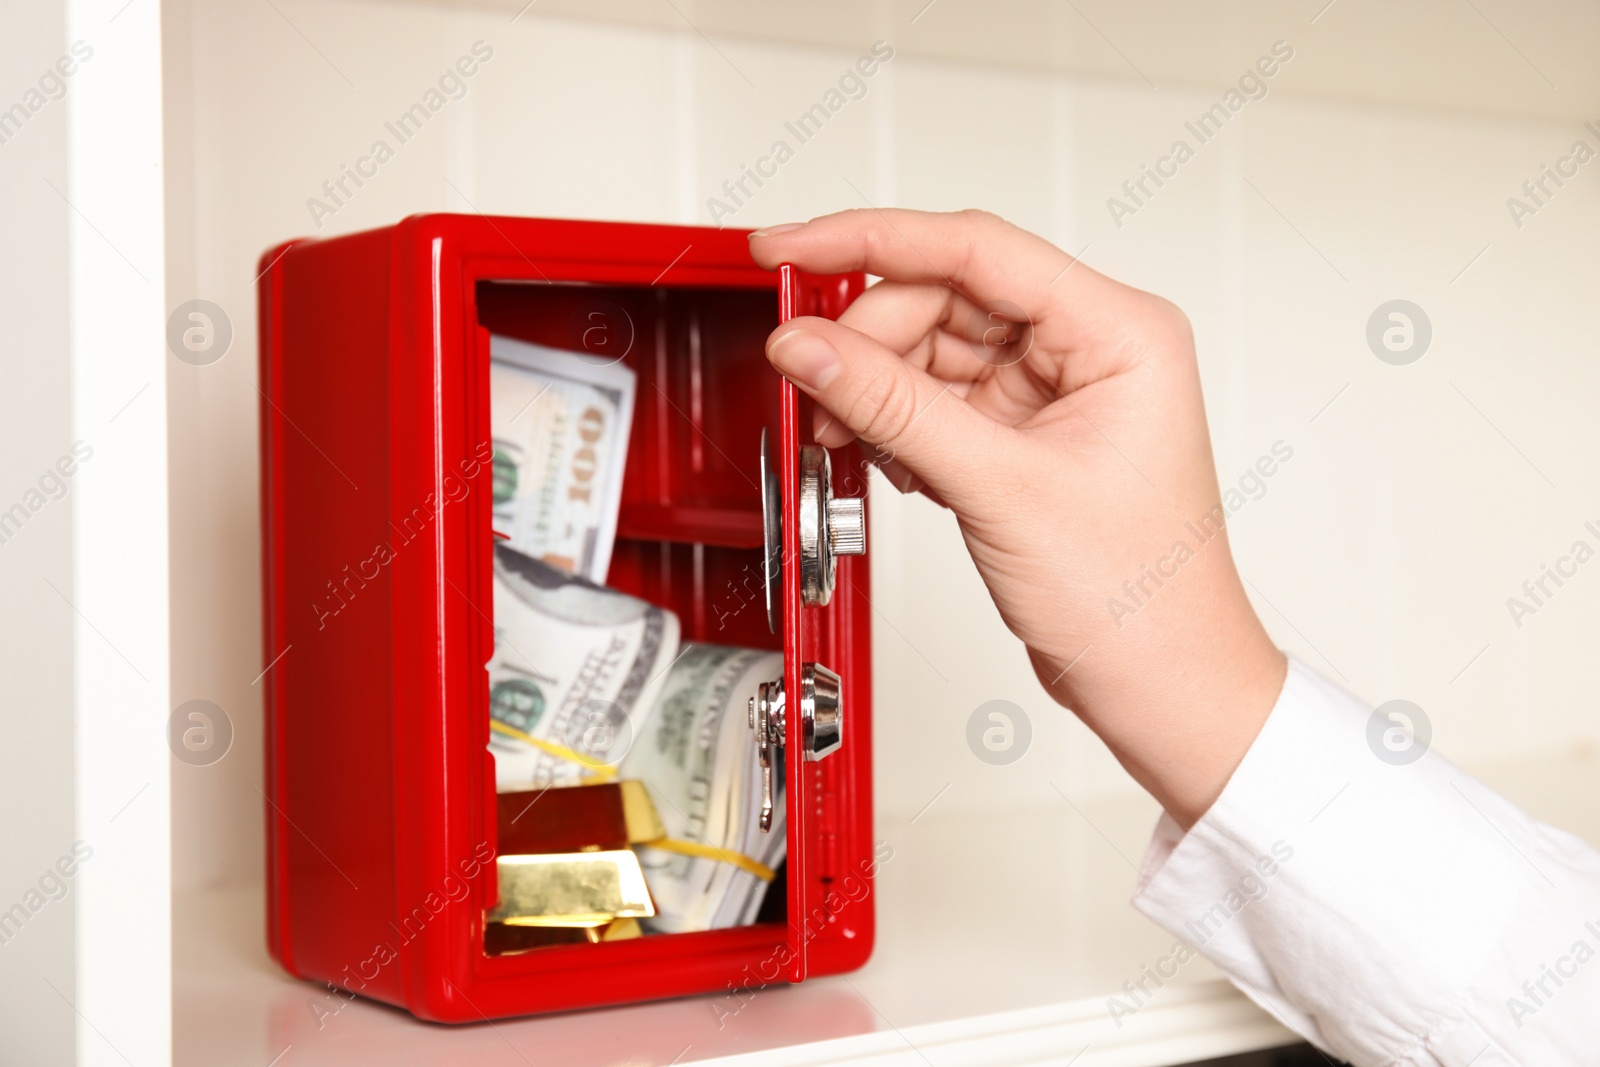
[765,315,997,502]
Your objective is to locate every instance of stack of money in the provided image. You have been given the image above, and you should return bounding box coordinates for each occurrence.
[621,644,788,933]
[486,332,787,936]
[487,544,679,790]
[491,336,634,584]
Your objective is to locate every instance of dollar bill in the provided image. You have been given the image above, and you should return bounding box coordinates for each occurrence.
[620,644,787,933]
[488,544,680,791]
[491,335,635,583]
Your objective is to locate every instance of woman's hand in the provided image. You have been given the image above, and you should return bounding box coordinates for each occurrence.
[750,209,1285,827]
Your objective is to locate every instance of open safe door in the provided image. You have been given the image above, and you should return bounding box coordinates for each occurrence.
[770,263,871,983]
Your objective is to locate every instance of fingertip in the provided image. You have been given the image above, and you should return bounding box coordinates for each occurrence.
[748,222,805,239]
[748,222,809,269]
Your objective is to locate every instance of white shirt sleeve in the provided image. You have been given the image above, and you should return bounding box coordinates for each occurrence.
[1132,658,1600,1067]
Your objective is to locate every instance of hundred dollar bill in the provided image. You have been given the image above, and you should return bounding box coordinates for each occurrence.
[491,335,635,583]
[620,644,788,933]
[488,544,680,791]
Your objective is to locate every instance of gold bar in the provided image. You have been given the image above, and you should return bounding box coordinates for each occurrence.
[483,915,644,956]
[617,780,666,844]
[488,850,655,928]
[496,779,666,855]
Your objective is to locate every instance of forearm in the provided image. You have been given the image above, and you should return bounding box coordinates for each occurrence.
[1135,659,1600,1065]
[1036,537,1286,829]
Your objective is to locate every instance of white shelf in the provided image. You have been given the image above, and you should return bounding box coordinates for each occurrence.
[176,789,1293,1067]
[175,751,1600,1067]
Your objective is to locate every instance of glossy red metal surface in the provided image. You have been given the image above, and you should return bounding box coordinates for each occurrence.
[258,215,872,1022]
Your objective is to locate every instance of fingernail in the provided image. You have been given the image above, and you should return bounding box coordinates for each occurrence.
[749,222,805,238]
[768,329,840,391]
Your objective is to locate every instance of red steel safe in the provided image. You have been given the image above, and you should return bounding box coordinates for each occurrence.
[256,215,875,1022]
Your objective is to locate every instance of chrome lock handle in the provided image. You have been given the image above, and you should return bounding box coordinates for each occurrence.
[748,663,844,833]
[761,432,866,635]
[800,445,865,606]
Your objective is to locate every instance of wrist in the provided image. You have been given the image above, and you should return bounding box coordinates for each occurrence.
[1048,574,1286,829]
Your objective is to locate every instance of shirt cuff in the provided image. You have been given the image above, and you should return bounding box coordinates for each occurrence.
[1131,658,1532,1065]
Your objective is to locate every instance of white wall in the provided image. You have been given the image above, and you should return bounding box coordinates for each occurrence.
[1,8,81,1062]
[2,1,171,1063]
[163,0,1600,890]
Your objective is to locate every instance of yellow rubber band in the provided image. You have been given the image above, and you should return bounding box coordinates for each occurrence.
[639,838,777,883]
[488,723,769,881]
[490,719,619,781]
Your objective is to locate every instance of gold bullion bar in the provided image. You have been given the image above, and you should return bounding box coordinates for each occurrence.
[482,914,645,956]
[488,850,656,928]
[617,780,666,843]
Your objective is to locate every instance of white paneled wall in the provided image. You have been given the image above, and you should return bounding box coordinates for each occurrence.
[165,0,1600,889]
